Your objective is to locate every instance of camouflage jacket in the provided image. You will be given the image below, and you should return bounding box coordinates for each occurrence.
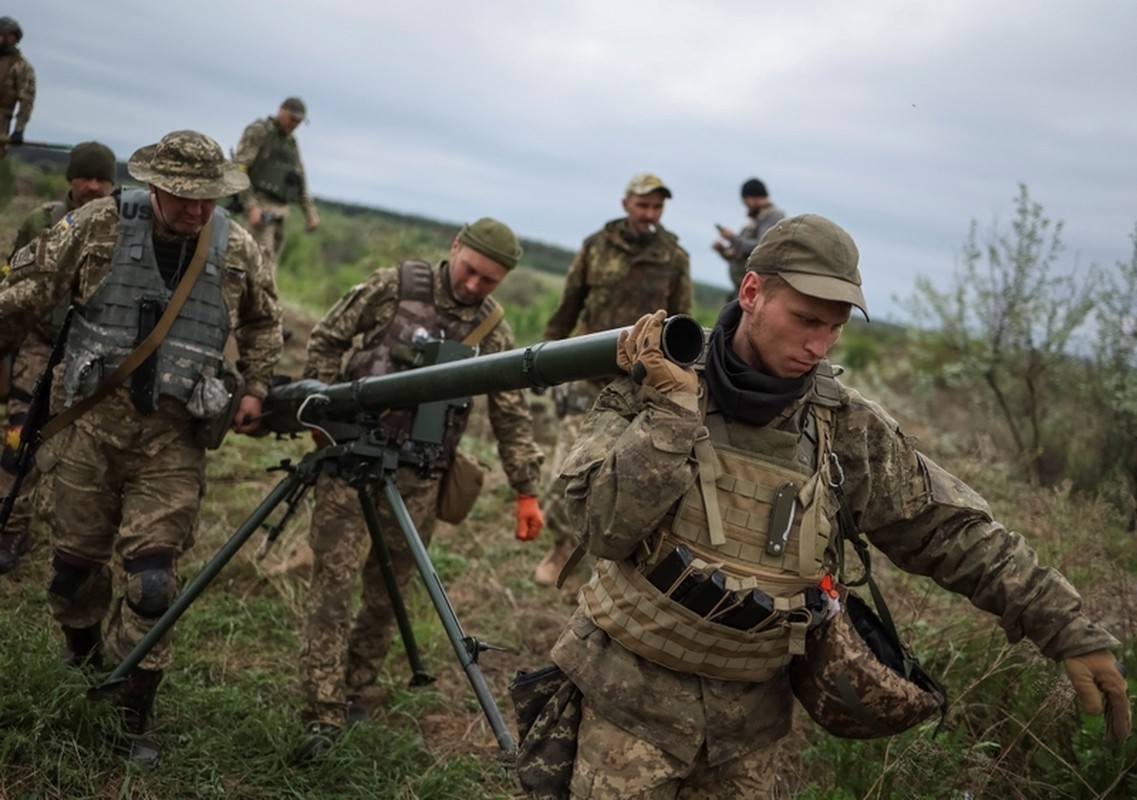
[551,372,1119,765]
[233,117,316,219]
[0,47,34,131]
[543,218,692,341]
[304,262,544,494]
[0,195,282,449]
[10,193,72,259]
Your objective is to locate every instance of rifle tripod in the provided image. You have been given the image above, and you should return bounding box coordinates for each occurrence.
[90,435,517,752]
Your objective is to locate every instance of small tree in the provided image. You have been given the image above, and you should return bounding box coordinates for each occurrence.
[904,184,1097,485]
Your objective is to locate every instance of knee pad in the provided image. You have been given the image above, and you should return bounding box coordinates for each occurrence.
[49,551,101,599]
[124,551,177,619]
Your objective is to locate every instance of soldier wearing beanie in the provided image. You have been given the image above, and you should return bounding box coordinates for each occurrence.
[232,96,320,279]
[0,129,282,764]
[534,172,692,587]
[714,176,786,292]
[0,16,34,158]
[294,216,546,760]
[0,140,118,576]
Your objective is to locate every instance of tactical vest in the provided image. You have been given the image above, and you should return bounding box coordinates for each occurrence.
[583,365,845,682]
[247,119,303,204]
[62,188,232,410]
[344,260,502,468]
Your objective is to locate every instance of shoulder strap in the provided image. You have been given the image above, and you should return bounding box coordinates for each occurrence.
[41,217,216,439]
[462,300,504,346]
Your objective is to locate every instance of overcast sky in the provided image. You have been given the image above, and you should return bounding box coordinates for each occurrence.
[15,1,1137,322]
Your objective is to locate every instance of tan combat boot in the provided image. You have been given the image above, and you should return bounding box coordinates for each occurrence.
[533,539,574,587]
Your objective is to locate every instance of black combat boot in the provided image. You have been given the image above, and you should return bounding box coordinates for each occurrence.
[0,530,29,574]
[115,668,164,765]
[62,624,104,671]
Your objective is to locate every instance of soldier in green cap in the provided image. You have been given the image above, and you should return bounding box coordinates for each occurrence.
[534,172,692,587]
[295,217,546,759]
[528,214,1129,798]
[233,96,320,278]
[0,129,282,764]
[0,141,117,574]
[0,16,34,159]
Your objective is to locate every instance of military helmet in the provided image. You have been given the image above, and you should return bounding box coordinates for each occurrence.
[0,17,22,42]
[789,590,947,739]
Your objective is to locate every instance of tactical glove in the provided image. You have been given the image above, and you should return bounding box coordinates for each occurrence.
[515,494,544,541]
[616,310,697,395]
[1063,649,1131,741]
[8,130,22,146]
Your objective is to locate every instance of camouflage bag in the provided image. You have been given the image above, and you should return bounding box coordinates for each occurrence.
[509,665,581,799]
[789,588,947,739]
[436,449,485,524]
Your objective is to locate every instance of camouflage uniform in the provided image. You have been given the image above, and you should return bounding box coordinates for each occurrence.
[724,205,785,291]
[0,189,281,670]
[0,195,74,563]
[0,43,34,158]
[232,116,317,274]
[300,261,543,727]
[539,217,692,561]
[550,369,1119,797]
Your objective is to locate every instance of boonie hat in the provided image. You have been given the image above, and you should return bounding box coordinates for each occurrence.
[625,173,672,199]
[458,217,523,270]
[127,130,249,200]
[746,214,869,320]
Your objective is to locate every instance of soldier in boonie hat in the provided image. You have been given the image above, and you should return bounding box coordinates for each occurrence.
[128,130,249,200]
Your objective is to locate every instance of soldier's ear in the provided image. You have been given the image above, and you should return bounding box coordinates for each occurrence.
[738,271,761,312]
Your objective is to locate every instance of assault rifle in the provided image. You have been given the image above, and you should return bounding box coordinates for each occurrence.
[92,315,706,753]
[0,308,74,534]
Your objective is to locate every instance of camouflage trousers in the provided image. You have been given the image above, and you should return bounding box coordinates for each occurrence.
[300,467,440,727]
[539,381,601,546]
[43,423,205,671]
[248,217,285,280]
[569,699,778,799]
[0,334,52,541]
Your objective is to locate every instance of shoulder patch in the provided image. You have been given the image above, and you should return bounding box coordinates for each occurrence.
[56,214,75,231]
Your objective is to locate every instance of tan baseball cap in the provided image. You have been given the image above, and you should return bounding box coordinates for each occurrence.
[746,214,869,320]
[625,172,672,198]
[281,97,307,121]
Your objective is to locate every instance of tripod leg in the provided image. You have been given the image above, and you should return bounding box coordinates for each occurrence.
[90,462,313,698]
[356,483,434,686]
[379,477,516,753]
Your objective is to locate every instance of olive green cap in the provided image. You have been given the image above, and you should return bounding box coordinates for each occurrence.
[457,217,523,270]
[746,214,869,320]
[625,172,672,198]
[127,130,249,199]
[67,141,116,183]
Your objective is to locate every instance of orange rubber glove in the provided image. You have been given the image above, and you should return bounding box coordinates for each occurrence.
[310,430,329,449]
[515,494,544,541]
[616,310,697,395]
[1064,650,1131,741]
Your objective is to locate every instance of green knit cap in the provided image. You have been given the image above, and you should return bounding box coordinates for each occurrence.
[67,141,116,182]
[457,217,523,269]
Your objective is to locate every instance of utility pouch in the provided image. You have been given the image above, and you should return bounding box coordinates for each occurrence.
[509,665,581,800]
[130,295,165,415]
[435,448,485,525]
[190,364,245,450]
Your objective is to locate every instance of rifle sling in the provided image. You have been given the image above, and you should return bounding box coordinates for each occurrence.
[41,217,215,440]
[461,302,504,347]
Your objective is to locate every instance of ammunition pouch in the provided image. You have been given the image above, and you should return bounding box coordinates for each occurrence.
[189,363,245,450]
[436,449,485,525]
[789,588,947,739]
[509,664,581,800]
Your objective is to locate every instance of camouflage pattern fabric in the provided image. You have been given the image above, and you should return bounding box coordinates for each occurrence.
[549,371,1120,776]
[568,698,778,799]
[0,47,34,157]
[304,261,543,494]
[509,665,581,800]
[300,468,440,726]
[0,329,51,540]
[538,382,597,547]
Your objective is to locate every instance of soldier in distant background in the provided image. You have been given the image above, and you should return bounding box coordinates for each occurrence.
[0,141,116,574]
[534,173,692,587]
[295,217,545,759]
[714,177,785,293]
[233,96,320,278]
[0,16,35,159]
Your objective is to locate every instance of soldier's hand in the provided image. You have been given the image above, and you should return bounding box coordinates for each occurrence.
[232,395,264,435]
[617,310,697,395]
[1064,650,1131,741]
[8,130,22,146]
[306,211,320,232]
[247,205,263,227]
[515,494,544,541]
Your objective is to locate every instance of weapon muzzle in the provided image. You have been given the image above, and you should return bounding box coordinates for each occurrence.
[658,314,705,368]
